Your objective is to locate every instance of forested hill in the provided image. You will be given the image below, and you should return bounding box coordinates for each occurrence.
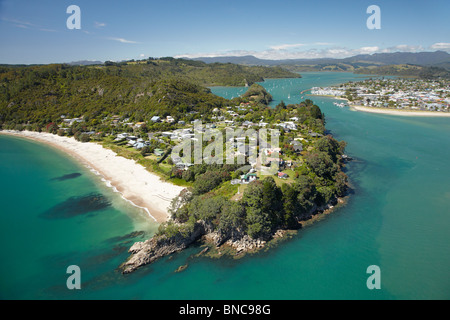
[0,58,300,125]
[353,64,450,79]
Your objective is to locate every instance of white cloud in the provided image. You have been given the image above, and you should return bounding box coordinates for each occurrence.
[358,46,380,54]
[108,37,140,44]
[2,17,56,32]
[269,43,305,50]
[176,43,449,60]
[380,44,424,53]
[430,42,450,50]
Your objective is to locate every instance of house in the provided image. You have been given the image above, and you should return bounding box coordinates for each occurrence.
[309,131,323,138]
[151,116,161,123]
[240,172,257,184]
[134,122,146,128]
[134,142,145,150]
[264,147,281,156]
[166,116,175,123]
[241,120,255,127]
[161,131,173,138]
[277,172,288,179]
[115,132,130,140]
[154,149,165,156]
[290,140,303,153]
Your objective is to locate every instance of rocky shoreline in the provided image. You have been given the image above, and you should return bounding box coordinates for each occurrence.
[119,195,348,274]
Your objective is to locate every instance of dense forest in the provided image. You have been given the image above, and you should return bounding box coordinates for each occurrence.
[0,58,300,128]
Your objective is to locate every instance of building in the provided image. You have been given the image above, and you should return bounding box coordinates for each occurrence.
[277,172,288,179]
[240,172,257,184]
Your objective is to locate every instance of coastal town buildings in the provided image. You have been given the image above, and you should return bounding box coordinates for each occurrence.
[311,78,450,112]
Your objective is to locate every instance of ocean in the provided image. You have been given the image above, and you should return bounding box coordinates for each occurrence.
[1,72,449,299]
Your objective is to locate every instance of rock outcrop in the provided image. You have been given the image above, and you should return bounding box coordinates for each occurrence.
[120,222,205,274]
[119,195,346,274]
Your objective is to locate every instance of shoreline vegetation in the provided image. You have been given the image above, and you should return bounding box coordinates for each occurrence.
[0,59,350,274]
[1,126,351,275]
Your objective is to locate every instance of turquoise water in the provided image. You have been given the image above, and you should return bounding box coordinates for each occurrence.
[1,72,449,299]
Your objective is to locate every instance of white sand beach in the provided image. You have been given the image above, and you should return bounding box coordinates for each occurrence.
[351,105,450,117]
[0,130,185,223]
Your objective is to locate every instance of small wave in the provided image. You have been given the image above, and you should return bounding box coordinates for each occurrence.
[83,164,157,222]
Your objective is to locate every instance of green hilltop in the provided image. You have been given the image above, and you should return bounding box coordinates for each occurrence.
[0,58,300,126]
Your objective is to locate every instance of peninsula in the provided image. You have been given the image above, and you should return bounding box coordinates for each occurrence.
[0,59,348,274]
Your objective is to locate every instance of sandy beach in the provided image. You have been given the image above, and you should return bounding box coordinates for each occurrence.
[0,130,185,223]
[350,105,450,117]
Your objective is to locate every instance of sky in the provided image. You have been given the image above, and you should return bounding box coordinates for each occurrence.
[0,0,449,64]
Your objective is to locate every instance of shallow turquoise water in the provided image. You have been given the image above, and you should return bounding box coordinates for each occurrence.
[1,72,449,299]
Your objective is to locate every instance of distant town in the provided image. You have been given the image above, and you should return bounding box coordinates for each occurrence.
[311,78,450,112]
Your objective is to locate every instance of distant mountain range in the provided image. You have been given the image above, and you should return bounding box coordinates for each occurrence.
[193,51,450,68]
[67,60,104,66]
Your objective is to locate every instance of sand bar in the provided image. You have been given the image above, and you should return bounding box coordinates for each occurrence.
[351,105,450,117]
[0,130,185,223]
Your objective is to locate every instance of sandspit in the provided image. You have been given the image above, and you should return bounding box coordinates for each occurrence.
[350,105,450,117]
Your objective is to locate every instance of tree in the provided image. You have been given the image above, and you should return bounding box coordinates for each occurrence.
[334,171,348,197]
[305,151,337,178]
[292,175,317,216]
[79,133,91,142]
[217,201,246,240]
[192,171,223,195]
[140,145,151,156]
[261,177,283,227]
[315,136,342,162]
[310,105,323,119]
[281,183,298,228]
[242,180,273,239]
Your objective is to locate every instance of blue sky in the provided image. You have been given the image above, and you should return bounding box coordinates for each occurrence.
[0,0,449,64]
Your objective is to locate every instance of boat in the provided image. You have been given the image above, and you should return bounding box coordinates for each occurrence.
[333,102,346,108]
